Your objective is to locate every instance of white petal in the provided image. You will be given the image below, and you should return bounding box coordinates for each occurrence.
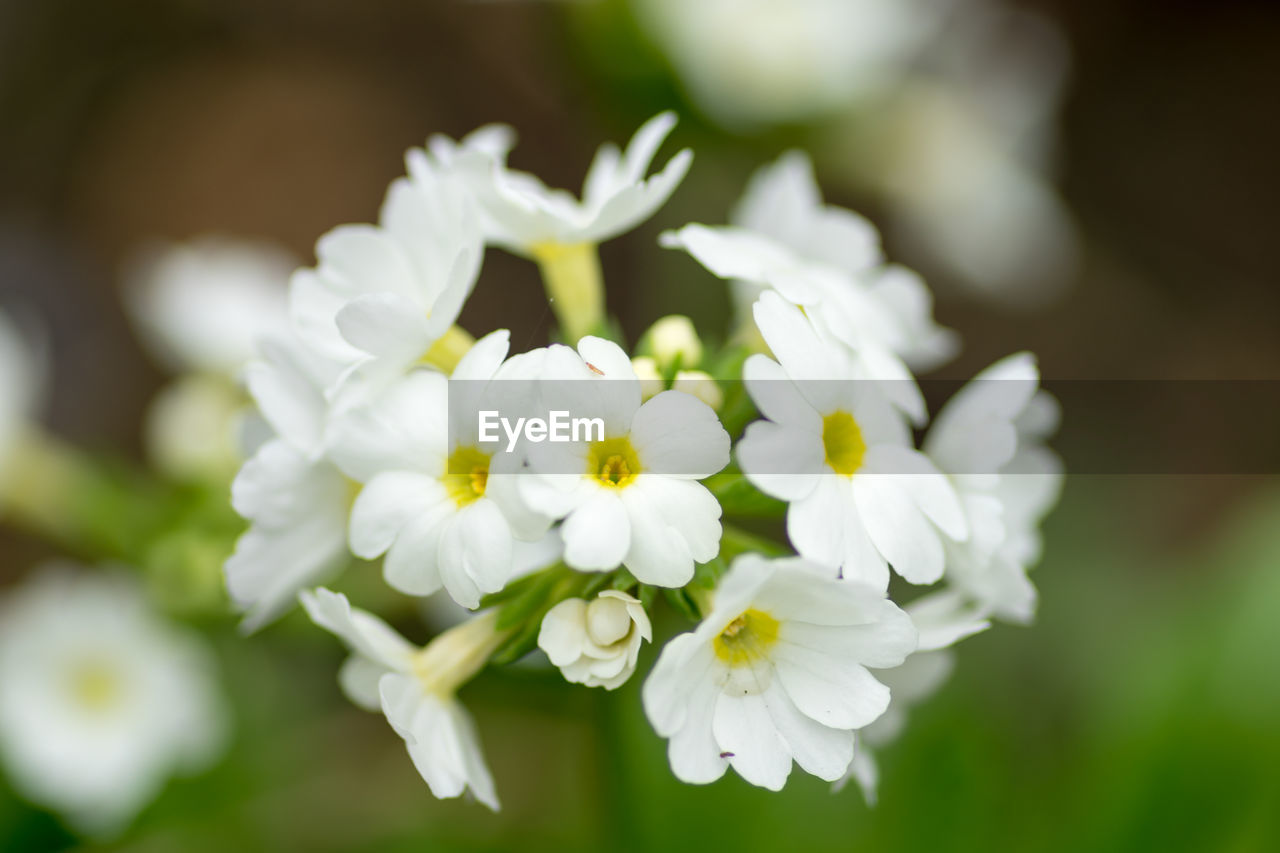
[629,391,730,479]
[713,691,793,791]
[561,491,630,571]
[773,646,890,730]
[299,589,415,671]
[348,471,448,559]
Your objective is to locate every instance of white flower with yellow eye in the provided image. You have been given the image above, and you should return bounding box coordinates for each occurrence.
[327,330,552,608]
[300,588,502,810]
[290,170,482,404]
[538,590,652,690]
[518,336,730,587]
[0,566,226,836]
[410,112,691,257]
[735,292,967,589]
[642,554,917,791]
[225,333,350,631]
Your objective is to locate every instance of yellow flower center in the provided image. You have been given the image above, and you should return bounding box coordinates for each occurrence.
[822,410,866,476]
[68,661,121,711]
[713,609,780,666]
[444,446,491,507]
[588,437,640,489]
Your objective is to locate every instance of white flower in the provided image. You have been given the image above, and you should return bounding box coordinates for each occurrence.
[225,335,350,631]
[0,309,42,501]
[664,151,956,380]
[328,330,553,608]
[633,0,945,127]
[300,588,501,810]
[410,112,691,255]
[642,554,917,790]
[123,237,294,376]
[0,565,226,835]
[920,352,1063,623]
[538,590,652,689]
[838,648,955,804]
[122,237,295,481]
[519,336,729,587]
[733,153,959,371]
[290,171,482,402]
[736,292,968,588]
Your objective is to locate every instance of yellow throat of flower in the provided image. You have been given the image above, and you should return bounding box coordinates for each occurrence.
[68,660,122,712]
[822,410,867,476]
[713,609,780,667]
[588,437,641,489]
[445,446,491,507]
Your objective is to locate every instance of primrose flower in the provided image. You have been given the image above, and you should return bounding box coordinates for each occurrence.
[643,554,917,790]
[225,334,351,631]
[732,152,958,370]
[737,293,967,588]
[519,336,730,586]
[0,566,226,836]
[411,112,692,257]
[301,588,502,809]
[328,331,553,607]
[538,590,652,689]
[290,170,482,402]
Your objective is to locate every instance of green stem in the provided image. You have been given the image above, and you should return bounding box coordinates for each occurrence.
[531,242,606,344]
[721,522,791,560]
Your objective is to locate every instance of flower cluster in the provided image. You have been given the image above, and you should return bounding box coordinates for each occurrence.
[226,113,1061,806]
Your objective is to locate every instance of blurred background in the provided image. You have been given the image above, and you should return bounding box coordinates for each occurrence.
[1,0,1278,850]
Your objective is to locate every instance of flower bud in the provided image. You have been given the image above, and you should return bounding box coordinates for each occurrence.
[538,591,652,690]
[644,315,702,369]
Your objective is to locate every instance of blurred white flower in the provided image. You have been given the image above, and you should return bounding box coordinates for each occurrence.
[642,554,916,790]
[123,237,294,376]
[329,331,553,608]
[410,112,691,255]
[291,171,482,403]
[519,336,729,586]
[225,335,350,631]
[0,565,226,836]
[633,0,947,127]
[919,351,1063,624]
[300,588,501,809]
[122,237,296,481]
[736,293,967,588]
[538,590,651,689]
